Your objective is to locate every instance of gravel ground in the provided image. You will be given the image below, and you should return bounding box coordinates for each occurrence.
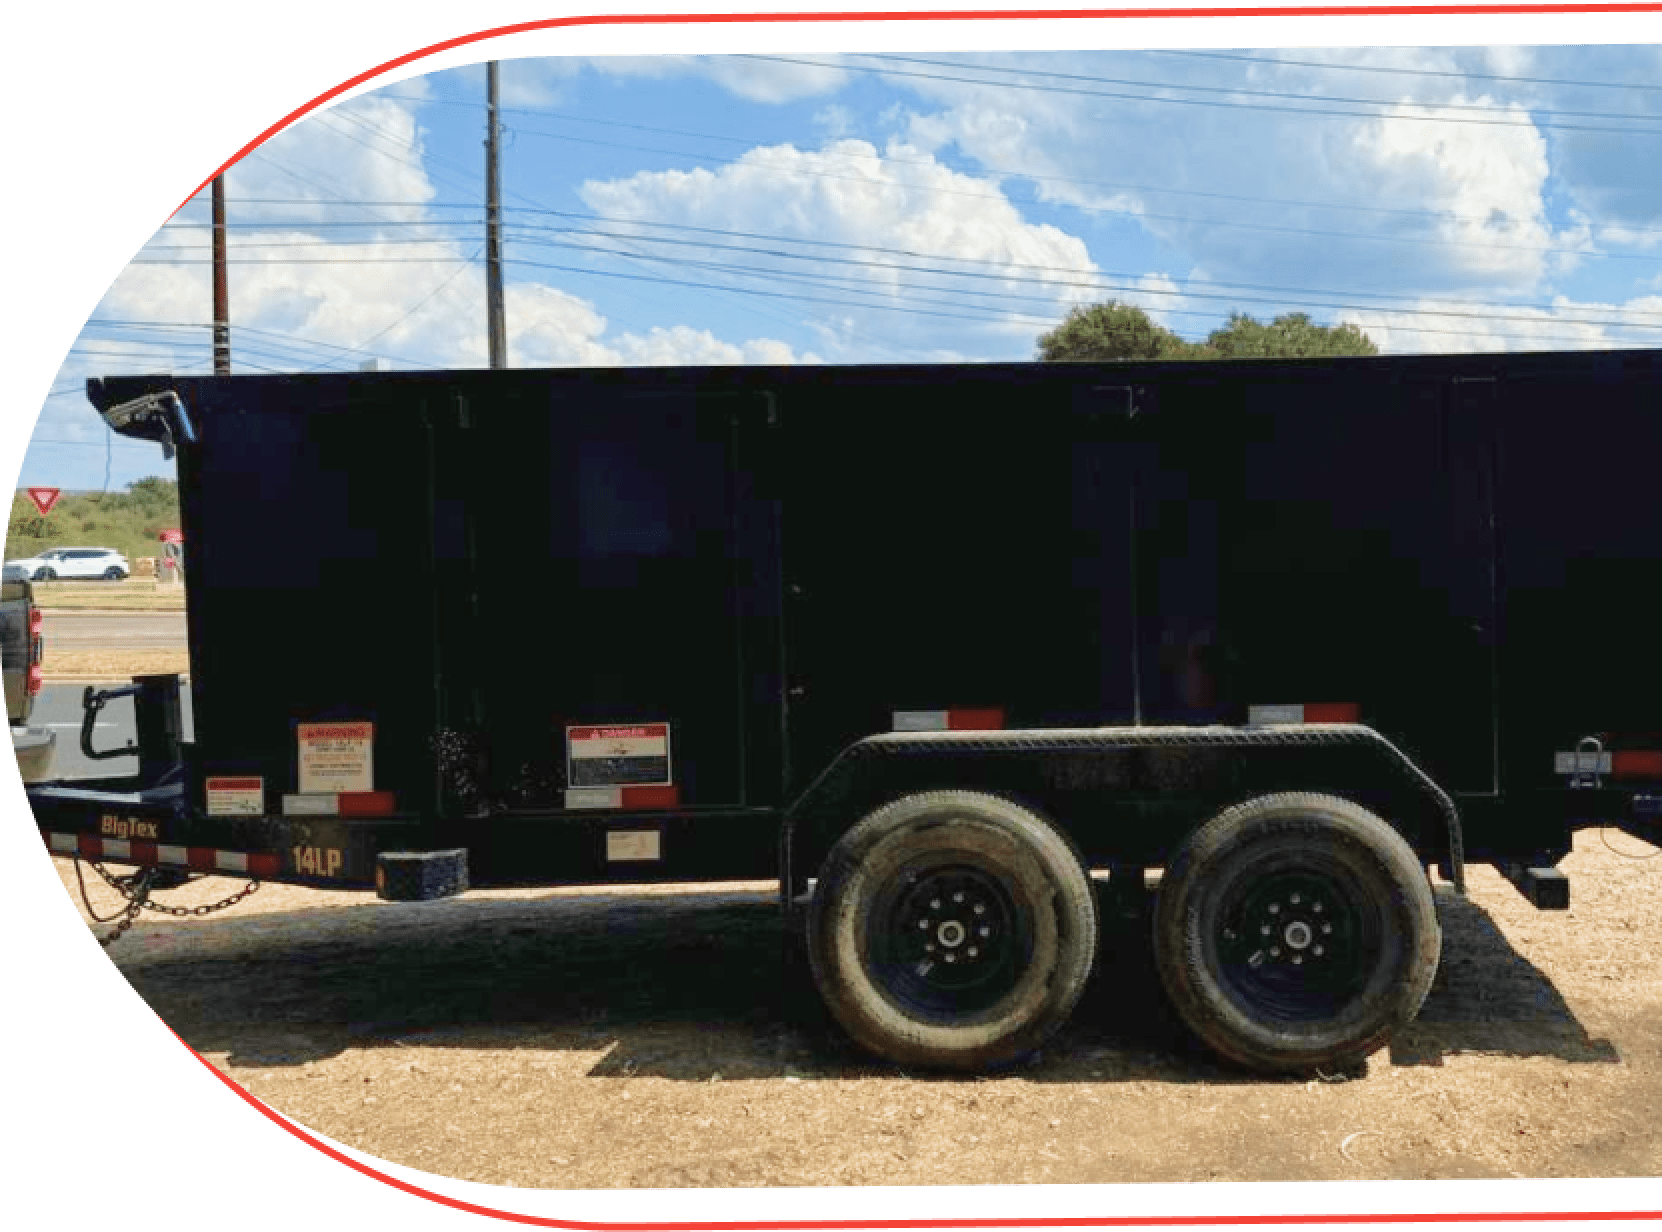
[54,830,1662,1189]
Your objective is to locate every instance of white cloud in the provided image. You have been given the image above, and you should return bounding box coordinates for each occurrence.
[1348,96,1577,287]
[580,137,1097,358]
[1345,292,1662,354]
[581,54,847,103]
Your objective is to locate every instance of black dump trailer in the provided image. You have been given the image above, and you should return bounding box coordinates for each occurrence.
[30,349,1662,1074]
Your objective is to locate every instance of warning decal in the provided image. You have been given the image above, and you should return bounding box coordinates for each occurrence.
[206,776,264,816]
[567,723,672,788]
[298,722,374,794]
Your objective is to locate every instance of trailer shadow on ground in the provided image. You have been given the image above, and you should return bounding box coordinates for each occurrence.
[109,882,1617,1084]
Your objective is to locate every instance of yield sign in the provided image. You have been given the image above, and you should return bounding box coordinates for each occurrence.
[26,487,60,516]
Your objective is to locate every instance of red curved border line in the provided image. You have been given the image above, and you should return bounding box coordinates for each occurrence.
[172,3,1662,1226]
[185,2,1662,207]
[179,1019,1660,1230]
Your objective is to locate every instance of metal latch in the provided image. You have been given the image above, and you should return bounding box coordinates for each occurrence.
[1571,735,1605,789]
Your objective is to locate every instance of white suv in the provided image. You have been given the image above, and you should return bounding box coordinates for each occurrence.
[5,547,130,581]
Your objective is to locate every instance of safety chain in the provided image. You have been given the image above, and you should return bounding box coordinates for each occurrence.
[74,858,261,948]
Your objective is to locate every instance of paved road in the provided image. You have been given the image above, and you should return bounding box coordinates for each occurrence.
[42,610,187,649]
[29,682,195,780]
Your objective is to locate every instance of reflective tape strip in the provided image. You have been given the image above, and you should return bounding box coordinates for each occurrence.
[1249,705,1305,726]
[1249,704,1358,726]
[339,791,396,817]
[564,785,680,810]
[1555,751,1612,775]
[893,709,1006,732]
[1304,703,1360,724]
[893,710,949,732]
[1614,751,1662,778]
[566,787,622,809]
[41,833,280,878]
[283,794,339,816]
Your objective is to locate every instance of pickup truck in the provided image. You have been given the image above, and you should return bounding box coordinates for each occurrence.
[3,564,52,781]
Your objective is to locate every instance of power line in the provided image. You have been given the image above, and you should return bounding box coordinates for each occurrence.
[855,52,1662,127]
[745,53,1662,139]
[122,217,1662,339]
[477,124,1662,267]
[1154,49,1662,95]
[372,96,1662,241]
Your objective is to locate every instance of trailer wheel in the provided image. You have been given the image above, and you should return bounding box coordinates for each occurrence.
[807,791,1097,1071]
[1154,793,1439,1074]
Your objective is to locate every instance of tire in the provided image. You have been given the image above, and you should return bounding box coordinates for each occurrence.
[102,567,126,580]
[807,790,1097,1071]
[1153,792,1440,1074]
[34,568,54,581]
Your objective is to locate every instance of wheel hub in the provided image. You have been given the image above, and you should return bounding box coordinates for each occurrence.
[872,864,1024,1014]
[1216,868,1374,1021]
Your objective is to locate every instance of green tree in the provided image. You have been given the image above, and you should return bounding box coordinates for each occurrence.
[1202,311,1378,359]
[1037,302,1376,362]
[1036,301,1201,362]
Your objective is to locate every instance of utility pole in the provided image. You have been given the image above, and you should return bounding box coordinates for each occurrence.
[212,174,231,374]
[485,61,507,369]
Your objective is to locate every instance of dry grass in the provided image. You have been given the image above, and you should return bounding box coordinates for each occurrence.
[32,579,186,611]
[41,649,189,680]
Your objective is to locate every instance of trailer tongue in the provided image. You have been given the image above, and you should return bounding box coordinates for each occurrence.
[29,350,1662,1073]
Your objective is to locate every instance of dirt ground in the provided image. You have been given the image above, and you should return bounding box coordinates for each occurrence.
[53,830,1662,1190]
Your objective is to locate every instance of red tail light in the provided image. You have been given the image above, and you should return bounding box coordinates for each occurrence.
[27,606,42,636]
[26,664,42,696]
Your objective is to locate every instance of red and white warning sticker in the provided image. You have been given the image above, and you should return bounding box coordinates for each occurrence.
[567,723,672,788]
[298,722,374,794]
[206,776,264,816]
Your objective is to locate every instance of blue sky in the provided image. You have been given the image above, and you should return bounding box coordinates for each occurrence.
[24,44,1662,491]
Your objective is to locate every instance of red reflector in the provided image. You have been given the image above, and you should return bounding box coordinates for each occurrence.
[1303,703,1360,724]
[26,664,42,696]
[1613,751,1662,779]
[947,708,1005,731]
[338,791,397,818]
[28,607,42,635]
[620,785,680,809]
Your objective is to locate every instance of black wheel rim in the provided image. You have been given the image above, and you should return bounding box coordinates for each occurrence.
[1213,862,1383,1023]
[865,859,1033,1020]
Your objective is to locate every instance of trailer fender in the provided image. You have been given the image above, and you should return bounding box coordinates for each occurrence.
[782,724,1464,900]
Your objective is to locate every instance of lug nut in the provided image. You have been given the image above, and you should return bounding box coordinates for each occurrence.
[1260,924,1272,936]
[1270,946,1281,957]
[1313,945,1324,956]
[1292,955,1303,966]
[953,892,965,903]
[930,899,941,910]
[945,953,957,963]
[973,903,986,915]
[1290,893,1301,904]
[1269,903,1281,915]
[1313,902,1324,914]
[968,947,979,958]
[918,920,929,930]
[979,926,991,937]
[1322,922,1333,934]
